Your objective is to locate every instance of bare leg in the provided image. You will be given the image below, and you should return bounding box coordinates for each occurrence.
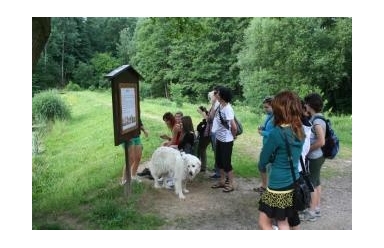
[227,170,234,188]
[258,212,273,230]
[131,145,143,177]
[277,219,290,230]
[122,144,135,183]
[310,186,320,211]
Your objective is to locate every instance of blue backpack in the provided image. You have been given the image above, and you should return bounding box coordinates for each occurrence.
[313,116,339,159]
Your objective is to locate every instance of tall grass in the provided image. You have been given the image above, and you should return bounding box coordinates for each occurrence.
[32,90,352,229]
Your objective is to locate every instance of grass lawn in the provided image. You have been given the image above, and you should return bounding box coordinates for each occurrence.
[32,90,352,229]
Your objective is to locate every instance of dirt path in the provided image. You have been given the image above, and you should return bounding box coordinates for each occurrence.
[136,158,352,230]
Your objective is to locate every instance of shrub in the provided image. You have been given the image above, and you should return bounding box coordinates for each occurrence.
[65,81,82,91]
[32,90,71,123]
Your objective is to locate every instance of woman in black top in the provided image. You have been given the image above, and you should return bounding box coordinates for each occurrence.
[171,116,195,154]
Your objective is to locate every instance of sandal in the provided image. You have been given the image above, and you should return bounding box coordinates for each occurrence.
[211,183,226,189]
[225,177,229,185]
[223,185,234,193]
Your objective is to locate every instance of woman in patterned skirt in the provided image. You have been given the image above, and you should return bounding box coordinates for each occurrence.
[258,90,304,230]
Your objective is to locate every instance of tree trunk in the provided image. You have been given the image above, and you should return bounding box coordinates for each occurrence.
[61,34,65,86]
[32,17,51,72]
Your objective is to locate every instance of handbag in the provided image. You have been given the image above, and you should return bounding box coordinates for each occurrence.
[281,128,312,211]
[300,156,315,192]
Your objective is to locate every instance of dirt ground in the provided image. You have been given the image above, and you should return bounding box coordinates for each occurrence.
[136,157,352,230]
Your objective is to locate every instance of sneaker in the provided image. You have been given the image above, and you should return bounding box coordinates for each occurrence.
[271,219,278,230]
[165,178,174,189]
[157,177,164,183]
[302,210,317,222]
[314,210,321,217]
[298,211,305,221]
[137,168,151,176]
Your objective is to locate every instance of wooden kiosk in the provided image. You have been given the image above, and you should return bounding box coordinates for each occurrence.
[105,65,143,196]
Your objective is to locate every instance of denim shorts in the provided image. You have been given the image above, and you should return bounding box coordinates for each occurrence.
[121,136,142,148]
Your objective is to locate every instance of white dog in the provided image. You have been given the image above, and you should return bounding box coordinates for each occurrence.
[149,146,201,199]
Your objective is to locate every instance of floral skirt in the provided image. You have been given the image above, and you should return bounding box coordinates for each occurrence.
[258,187,297,221]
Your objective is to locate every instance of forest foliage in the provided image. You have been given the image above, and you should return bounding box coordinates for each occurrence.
[33,17,352,114]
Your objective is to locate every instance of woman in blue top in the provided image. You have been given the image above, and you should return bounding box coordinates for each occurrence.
[258,90,304,230]
[254,96,274,193]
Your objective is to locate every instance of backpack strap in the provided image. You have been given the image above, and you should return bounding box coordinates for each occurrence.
[312,115,328,137]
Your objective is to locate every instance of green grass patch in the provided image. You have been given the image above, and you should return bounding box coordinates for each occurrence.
[32,90,352,229]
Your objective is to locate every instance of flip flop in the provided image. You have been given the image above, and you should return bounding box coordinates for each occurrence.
[211,183,226,189]
[223,185,234,193]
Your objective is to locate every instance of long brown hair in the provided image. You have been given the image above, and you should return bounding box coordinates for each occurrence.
[181,116,194,134]
[272,90,304,141]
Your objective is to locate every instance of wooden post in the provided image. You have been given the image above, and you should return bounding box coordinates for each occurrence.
[106,65,143,198]
[124,141,131,196]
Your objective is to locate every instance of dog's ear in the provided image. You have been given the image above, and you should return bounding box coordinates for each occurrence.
[181,152,190,161]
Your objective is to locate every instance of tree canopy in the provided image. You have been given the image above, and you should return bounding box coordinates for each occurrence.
[33,17,352,114]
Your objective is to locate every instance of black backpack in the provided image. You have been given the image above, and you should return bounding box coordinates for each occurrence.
[312,116,339,159]
[196,119,208,138]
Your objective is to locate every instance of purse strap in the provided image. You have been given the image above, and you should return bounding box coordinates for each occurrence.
[281,127,297,182]
[300,156,308,174]
[218,106,229,130]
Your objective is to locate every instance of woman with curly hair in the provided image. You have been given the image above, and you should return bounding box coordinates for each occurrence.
[258,90,304,230]
[210,86,237,193]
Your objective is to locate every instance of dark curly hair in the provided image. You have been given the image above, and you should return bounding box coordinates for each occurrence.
[304,93,323,113]
[217,86,232,103]
[163,112,176,128]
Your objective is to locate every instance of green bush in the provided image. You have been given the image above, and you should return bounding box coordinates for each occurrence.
[66,81,82,91]
[32,90,71,123]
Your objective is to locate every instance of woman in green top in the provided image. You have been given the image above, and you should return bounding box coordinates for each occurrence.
[258,90,305,230]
